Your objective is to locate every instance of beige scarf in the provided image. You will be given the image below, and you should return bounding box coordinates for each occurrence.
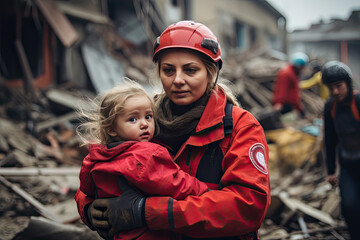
[155,93,209,152]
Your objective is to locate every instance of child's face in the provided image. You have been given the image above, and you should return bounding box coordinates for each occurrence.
[108,95,155,142]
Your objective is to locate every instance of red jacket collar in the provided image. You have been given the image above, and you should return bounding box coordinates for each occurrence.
[88,141,137,161]
[181,86,228,149]
[196,85,227,132]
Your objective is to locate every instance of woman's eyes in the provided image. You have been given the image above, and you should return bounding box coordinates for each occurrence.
[184,68,197,74]
[161,67,198,75]
[162,68,174,75]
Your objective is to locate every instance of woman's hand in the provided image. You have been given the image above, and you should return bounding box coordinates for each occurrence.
[87,200,110,239]
[89,177,146,238]
[327,174,338,187]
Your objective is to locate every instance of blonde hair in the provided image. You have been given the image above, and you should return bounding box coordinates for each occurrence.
[76,79,153,146]
[155,49,239,107]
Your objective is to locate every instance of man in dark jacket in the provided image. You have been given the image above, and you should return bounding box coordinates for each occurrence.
[322,60,360,240]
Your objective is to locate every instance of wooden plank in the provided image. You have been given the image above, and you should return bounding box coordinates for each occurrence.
[0,167,80,176]
[297,214,310,238]
[244,78,272,107]
[57,1,112,25]
[289,224,348,238]
[0,175,59,222]
[35,0,78,47]
[35,112,79,132]
[279,191,336,226]
[46,89,87,110]
[263,225,348,240]
[14,40,36,100]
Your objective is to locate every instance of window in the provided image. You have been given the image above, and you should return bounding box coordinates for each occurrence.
[235,22,245,49]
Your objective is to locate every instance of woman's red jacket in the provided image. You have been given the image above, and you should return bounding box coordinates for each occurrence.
[75,86,271,239]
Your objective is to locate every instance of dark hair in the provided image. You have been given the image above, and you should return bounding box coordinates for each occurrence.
[322,60,353,101]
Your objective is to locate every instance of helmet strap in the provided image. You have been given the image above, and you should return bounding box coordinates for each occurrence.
[213,62,220,87]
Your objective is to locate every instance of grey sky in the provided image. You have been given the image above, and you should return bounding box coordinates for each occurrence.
[266,0,360,32]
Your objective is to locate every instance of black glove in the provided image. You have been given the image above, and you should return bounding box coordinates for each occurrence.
[86,200,110,239]
[300,110,306,118]
[94,176,146,238]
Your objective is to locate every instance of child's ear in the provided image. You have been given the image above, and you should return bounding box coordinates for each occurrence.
[107,127,117,137]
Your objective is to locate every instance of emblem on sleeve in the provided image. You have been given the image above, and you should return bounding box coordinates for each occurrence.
[249,143,268,174]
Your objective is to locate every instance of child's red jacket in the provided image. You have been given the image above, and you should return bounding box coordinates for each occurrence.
[79,141,209,240]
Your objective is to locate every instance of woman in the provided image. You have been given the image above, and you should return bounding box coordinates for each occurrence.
[322,61,360,240]
[75,20,271,239]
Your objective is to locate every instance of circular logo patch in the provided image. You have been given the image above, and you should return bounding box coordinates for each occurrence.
[249,143,268,174]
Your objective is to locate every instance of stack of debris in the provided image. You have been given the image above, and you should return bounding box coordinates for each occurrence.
[0,82,102,239]
[222,47,325,121]
[262,127,350,239]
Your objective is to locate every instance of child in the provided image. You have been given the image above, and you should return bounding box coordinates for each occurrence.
[76,79,209,240]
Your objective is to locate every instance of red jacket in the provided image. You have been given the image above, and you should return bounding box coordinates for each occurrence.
[272,64,303,111]
[75,86,271,239]
[79,141,209,240]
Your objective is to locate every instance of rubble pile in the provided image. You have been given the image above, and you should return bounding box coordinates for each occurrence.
[261,149,350,239]
[222,48,325,120]
[0,82,102,240]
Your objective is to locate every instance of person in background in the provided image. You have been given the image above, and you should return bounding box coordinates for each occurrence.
[76,80,209,239]
[300,61,330,101]
[322,61,360,240]
[75,20,271,239]
[272,52,309,116]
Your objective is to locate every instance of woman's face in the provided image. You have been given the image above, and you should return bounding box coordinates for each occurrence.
[326,81,348,102]
[159,49,210,106]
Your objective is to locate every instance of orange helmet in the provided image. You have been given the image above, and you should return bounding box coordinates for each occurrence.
[153,20,223,69]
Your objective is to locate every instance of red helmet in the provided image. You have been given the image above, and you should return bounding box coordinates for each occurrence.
[153,20,223,69]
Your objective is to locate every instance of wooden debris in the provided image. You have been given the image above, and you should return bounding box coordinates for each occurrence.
[34,0,79,47]
[46,89,88,111]
[223,49,325,118]
[14,40,36,101]
[46,199,81,224]
[0,135,9,153]
[7,134,34,154]
[297,213,310,238]
[321,190,341,219]
[0,176,59,222]
[35,112,79,132]
[279,191,336,226]
[0,167,79,176]
[125,65,148,83]
[12,216,102,240]
[2,150,37,167]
